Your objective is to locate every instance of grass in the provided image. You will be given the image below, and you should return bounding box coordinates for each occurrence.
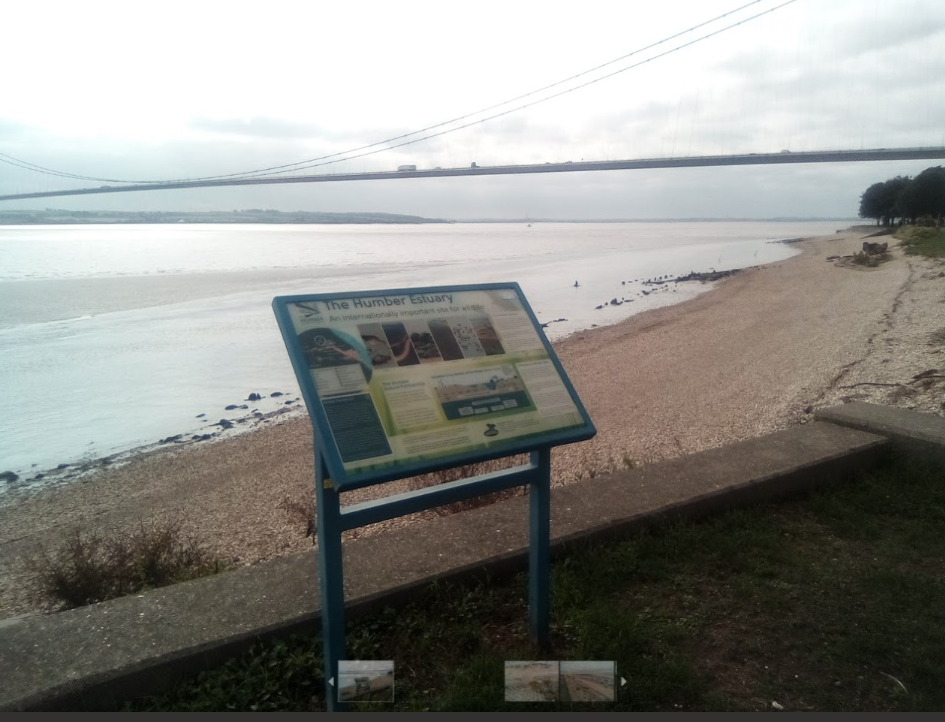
[31,519,231,610]
[895,225,945,258]
[127,455,945,712]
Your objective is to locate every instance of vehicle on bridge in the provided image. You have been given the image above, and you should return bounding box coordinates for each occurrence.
[397,164,417,171]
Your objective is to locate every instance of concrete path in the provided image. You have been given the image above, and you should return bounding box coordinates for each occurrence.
[816,401,945,466]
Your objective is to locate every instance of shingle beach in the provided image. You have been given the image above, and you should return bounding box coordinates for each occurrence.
[2,227,942,619]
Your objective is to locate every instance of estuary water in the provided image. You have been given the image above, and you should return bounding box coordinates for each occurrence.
[0,221,847,493]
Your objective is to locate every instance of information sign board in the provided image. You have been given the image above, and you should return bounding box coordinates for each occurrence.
[273,283,595,489]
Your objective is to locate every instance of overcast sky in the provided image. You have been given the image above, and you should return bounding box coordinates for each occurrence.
[2,0,943,219]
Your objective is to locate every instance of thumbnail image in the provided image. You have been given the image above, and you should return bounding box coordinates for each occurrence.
[338,660,395,703]
[381,322,420,367]
[433,365,532,420]
[447,316,486,358]
[504,661,560,702]
[559,661,615,702]
[434,366,525,404]
[470,316,505,356]
[298,328,367,370]
[358,323,398,369]
[427,318,464,361]
[403,320,443,363]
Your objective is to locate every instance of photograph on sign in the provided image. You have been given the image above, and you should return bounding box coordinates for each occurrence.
[559,661,616,702]
[504,661,560,702]
[277,285,592,483]
[337,660,395,703]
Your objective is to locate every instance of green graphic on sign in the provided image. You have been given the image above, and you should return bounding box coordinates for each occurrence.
[275,284,594,488]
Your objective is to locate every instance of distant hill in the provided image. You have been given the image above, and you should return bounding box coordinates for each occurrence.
[0,209,450,225]
[462,217,860,223]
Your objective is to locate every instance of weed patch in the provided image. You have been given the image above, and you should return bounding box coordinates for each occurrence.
[31,519,230,610]
[851,251,891,267]
[279,494,317,541]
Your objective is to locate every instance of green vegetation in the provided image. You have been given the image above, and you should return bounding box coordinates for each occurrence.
[128,456,945,712]
[31,519,230,610]
[895,225,945,258]
[859,166,945,226]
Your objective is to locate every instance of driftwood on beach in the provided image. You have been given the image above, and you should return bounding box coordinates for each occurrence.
[862,241,889,255]
[670,268,743,284]
[637,267,744,287]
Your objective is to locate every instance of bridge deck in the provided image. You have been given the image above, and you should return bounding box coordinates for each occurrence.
[3,148,944,202]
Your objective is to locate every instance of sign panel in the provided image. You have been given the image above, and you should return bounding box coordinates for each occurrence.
[273,283,595,489]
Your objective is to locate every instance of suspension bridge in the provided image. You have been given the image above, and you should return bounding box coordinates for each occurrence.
[2,147,944,203]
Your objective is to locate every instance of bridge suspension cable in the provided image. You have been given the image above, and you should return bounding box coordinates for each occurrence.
[0,0,798,186]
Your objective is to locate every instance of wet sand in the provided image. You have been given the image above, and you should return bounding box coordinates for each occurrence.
[2,227,943,619]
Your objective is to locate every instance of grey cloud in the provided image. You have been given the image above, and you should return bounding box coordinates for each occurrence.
[190,116,326,139]
[823,10,945,59]
[188,116,416,146]
[714,0,945,71]
[473,115,563,142]
[0,117,33,140]
[594,48,945,157]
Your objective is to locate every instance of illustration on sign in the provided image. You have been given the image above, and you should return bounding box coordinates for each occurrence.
[274,284,594,487]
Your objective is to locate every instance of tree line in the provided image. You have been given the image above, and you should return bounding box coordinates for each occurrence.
[858,166,945,226]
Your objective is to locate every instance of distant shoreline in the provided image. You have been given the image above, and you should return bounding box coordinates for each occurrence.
[0,211,860,226]
[0,210,448,225]
[461,217,861,224]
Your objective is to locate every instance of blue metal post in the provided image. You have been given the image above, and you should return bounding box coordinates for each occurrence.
[528,446,552,646]
[315,449,347,712]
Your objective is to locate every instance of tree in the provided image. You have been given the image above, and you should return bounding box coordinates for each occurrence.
[859,176,910,226]
[859,182,887,224]
[896,166,945,223]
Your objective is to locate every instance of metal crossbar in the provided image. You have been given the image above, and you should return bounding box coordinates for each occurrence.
[316,446,552,711]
